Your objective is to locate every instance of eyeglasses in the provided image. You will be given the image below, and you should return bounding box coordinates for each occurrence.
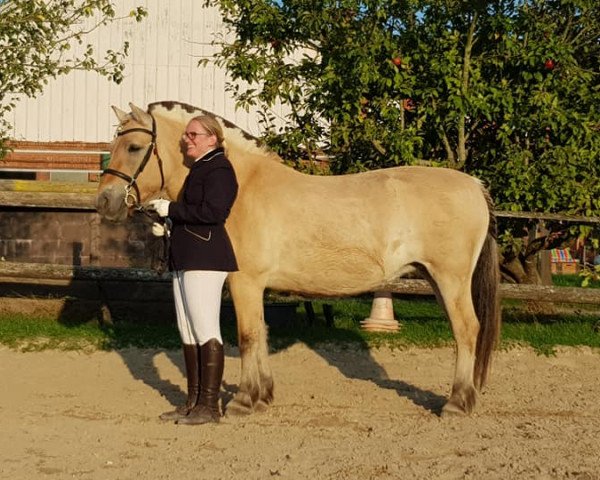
[182,131,212,141]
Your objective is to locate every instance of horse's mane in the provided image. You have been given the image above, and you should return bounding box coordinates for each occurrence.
[148,101,280,162]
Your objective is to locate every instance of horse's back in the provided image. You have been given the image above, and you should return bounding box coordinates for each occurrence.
[251,165,489,242]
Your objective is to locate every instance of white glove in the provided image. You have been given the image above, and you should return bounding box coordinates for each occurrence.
[148,199,170,217]
[151,222,166,237]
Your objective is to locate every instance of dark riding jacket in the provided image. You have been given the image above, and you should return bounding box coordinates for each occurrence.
[167,147,239,272]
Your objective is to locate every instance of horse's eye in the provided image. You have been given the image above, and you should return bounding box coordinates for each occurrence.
[128,144,143,153]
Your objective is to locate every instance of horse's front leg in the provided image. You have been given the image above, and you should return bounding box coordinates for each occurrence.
[226,273,273,415]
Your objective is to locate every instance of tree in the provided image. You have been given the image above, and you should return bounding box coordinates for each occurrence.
[0,0,146,157]
[205,0,600,283]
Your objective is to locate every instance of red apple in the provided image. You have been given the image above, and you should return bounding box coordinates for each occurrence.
[392,57,402,67]
[544,59,555,70]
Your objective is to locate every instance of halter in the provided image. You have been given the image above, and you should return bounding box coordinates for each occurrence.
[102,114,165,210]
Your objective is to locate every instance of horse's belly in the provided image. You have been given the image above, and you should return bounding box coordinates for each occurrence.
[269,275,382,296]
[267,253,409,296]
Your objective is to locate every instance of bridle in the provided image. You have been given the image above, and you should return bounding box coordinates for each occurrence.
[102,113,165,212]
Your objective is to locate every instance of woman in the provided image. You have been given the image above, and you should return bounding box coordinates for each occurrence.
[148,115,238,425]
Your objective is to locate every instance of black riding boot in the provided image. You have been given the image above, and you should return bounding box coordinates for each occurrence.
[159,343,200,421]
[177,338,224,425]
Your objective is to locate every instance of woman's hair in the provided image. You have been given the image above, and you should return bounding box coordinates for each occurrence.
[190,115,224,147]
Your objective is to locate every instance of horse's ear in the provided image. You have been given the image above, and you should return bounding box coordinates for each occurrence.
[112,106,129,123]
[129,103,152,127]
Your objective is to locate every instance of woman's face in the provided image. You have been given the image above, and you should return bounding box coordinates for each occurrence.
[181,119,217,159]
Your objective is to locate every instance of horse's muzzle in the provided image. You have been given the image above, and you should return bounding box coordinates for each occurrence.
[96,186,129,222]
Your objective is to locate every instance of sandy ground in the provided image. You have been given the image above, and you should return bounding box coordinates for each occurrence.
[1,343,599,480]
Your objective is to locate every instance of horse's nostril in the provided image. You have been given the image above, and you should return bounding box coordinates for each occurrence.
[96,192,108,213]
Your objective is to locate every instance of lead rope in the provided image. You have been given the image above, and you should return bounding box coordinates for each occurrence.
[143,208,171,275]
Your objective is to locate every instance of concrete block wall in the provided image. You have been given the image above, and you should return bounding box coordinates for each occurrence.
[0,209,162,268]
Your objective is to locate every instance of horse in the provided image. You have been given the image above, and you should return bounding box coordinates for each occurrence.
[96,101,501,416]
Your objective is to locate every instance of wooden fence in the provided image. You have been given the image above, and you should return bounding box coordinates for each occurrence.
[1,183,600,309]
[2,261,600,305]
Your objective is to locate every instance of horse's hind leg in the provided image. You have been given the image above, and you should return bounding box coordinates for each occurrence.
[226,274,273,415]
[427,268,480,416]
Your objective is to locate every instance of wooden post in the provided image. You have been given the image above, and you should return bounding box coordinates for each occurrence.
[539,250,553,286]
[304,301,316,326]
[89,214,101,266]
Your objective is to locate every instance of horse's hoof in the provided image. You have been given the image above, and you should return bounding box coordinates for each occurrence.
[253,400,269,413]
[224,402,252,416]
[224,396,271,416]
[224,394,253,416]
[441,401,468,417]
[226,400,253,416]
[442,385,476,417]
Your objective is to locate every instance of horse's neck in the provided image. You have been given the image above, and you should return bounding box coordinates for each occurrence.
[165,162,188,201]
[161,142,262,200]
[225,143,286,182]
[155,112,286,198]
[155,119,189,200]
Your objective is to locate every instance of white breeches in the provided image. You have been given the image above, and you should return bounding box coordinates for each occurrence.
[172,270,228,346]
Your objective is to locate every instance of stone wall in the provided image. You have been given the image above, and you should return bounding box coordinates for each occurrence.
[0,208,162,269]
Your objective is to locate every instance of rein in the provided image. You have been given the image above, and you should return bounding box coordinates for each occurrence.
[102,114,166,214]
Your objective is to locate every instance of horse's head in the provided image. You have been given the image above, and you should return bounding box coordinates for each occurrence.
[97,100,282,222]
[96,103,170,222]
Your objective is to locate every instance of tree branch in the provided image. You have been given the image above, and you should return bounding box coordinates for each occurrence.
[457,12,478,167]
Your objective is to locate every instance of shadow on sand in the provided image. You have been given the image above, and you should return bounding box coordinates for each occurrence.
[264,315,448,416]
[50,288,447,417]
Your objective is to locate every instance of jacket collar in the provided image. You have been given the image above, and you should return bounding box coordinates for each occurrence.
[194,147,224,164]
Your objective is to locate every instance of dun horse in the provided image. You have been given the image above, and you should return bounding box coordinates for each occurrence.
[96,101,500,416]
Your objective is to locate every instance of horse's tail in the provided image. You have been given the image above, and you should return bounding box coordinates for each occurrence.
[472,188,501,390]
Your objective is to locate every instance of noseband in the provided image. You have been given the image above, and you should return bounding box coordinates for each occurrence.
[102,114,165,210]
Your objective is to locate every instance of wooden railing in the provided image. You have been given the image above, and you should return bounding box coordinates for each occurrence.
[1,179,600,223]
[1,261,599,305]
[1,181,599,306]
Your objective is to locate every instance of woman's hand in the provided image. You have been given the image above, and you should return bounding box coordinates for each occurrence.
[148,199,170,217]
[151,222,166,237]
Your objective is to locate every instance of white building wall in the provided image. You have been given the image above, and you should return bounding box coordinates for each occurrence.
[8,0,277,144]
